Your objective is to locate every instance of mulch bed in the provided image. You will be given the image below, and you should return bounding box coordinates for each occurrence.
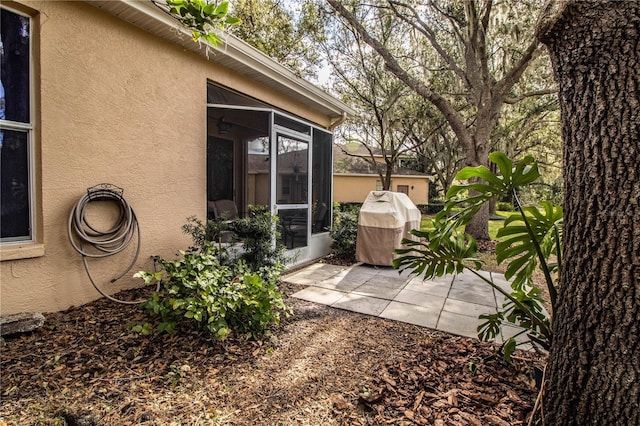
[1,277,543,425]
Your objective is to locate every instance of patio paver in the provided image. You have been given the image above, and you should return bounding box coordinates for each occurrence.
[284,262,543,347]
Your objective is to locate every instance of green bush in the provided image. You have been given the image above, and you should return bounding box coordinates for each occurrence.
[229,210,285,270]
[330,207,360,259]
[135,244,289,340]
[497,201,515,212]
[182,208,286,271]
[333,202,362,214]
[416,203,445,214]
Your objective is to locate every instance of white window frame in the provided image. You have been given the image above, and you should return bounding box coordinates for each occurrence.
[0,6,35,244]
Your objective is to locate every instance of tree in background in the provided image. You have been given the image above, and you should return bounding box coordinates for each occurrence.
[490,48,561,207]
[400,97,466,200]
[491,94,562,207]
[537,1,639,423]
[228,0,322,79]
[322,6,435,190]
[326,0,555,240]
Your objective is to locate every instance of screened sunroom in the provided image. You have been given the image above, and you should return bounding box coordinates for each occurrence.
[207,83,334,266]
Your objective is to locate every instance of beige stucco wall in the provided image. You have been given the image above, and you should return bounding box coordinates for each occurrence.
[0,1,334,315]
[333,175,429,205]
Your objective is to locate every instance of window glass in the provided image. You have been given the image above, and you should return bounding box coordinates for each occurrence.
[276,134,307,204]
[312,129,332,233]
[247,135,270,209]
[207,107,271,217]
[0,129,30,239]
[1,7,32,242]
[275,115,310,135]
[279,208,307,249]
[207,82,269,108]
[206,136,234,219]
[1,9,30,123]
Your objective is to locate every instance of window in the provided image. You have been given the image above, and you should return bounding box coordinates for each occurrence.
[1,7,33,242]
[397,185,409,195]
[276,134,308,204]
[311,129,331,233]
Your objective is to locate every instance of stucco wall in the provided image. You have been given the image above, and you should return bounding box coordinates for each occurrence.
[0,1,333,315]
[333,175,429,205]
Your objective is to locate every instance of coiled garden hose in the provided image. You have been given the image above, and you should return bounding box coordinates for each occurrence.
[68,185,155,304]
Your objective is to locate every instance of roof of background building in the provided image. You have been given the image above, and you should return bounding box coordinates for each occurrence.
[333,144,430,177]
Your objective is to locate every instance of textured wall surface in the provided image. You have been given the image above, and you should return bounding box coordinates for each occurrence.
[333,175,429,205]
[0,1,332,315]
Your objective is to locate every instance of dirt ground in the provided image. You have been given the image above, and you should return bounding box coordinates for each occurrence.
[1,269,544,425]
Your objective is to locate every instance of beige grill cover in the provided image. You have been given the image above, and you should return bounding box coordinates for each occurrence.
[356,191,421,266]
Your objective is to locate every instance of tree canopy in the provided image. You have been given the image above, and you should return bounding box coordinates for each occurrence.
[325,0,556,238]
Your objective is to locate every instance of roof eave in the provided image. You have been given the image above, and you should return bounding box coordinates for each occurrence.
[86,0,355,120]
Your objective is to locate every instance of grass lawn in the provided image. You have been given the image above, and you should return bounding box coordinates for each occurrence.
[420,210,513,240]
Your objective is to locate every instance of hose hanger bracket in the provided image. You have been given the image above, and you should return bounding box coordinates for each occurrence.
[86,183,124,201]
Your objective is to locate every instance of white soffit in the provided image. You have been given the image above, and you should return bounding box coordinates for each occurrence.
[86,0,354,120]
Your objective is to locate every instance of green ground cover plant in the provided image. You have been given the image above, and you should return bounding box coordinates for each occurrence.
[134,210,290,340]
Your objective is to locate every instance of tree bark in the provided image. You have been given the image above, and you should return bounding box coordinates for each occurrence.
[537,1,640,424]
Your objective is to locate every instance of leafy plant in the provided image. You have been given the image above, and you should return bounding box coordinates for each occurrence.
[153,0,241,45]
[330,204,360,260]
[497,201,515,212]
[135,244,290,340]
[394,152,561,360]
[182,208,286,271]
[230,209,286,270]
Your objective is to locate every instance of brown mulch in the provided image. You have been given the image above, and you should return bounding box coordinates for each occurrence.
[1,276,543,425]
[475,239,497,255]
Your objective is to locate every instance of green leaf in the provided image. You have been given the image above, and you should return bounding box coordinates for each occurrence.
[478,312,503,341]
[502,338,517,362]
[203,2,216,15]
[214,1,229,17]
[225,17,241,25]
[488,151,513,181]
[456,165,505,187]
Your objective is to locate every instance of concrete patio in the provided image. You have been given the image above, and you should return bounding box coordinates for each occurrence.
[283,262,533,347]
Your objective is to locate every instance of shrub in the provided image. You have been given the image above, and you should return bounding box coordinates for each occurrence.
[135,210,290,339]
[182,208,286,271]
[333,201,362,214]
[229,210,285,270]
[330,207,360,259]
[416,203,445,214]
[135,243,289,340]
[497,201,515,212]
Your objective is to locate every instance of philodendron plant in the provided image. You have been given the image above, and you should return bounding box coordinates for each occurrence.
[394,152,562,360]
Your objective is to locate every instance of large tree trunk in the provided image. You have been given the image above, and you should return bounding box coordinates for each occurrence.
[464,146,491,241]
[537,1,640,424]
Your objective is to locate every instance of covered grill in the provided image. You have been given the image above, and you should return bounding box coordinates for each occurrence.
[356,191,421,266]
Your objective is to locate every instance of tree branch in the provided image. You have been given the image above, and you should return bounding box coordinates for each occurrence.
[504,88,558,104]
[326,0,473,151]
[494,38,543,101]
[388,1,470,90]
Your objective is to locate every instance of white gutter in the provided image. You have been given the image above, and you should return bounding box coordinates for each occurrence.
[329,112,348,131]
[333,173,432,179]
[86,0,354,121]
